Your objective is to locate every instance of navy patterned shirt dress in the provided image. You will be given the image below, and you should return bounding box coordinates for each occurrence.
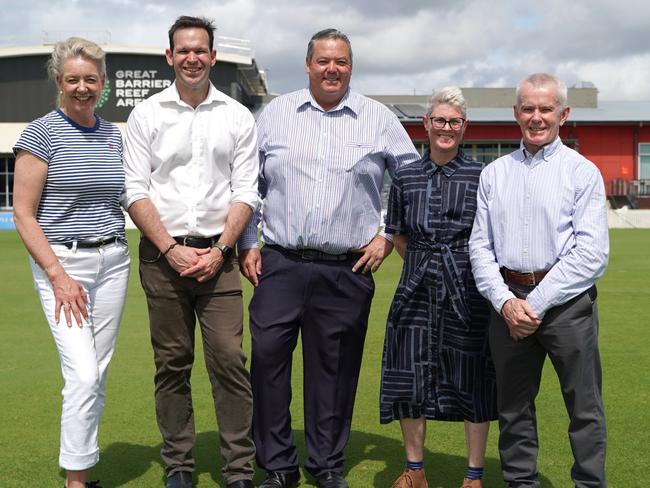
[380,150,498,424]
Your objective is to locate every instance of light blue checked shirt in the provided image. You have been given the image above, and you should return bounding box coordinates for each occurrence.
[469,137,609,318]
[239,88,420,254]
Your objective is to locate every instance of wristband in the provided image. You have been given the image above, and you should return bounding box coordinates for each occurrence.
[163,242,178,256]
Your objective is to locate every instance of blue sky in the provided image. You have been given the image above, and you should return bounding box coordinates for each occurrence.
[3,0,650,101]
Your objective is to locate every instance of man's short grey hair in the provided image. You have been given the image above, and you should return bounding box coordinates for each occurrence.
[516,73,568,109]
[306,28,353,65]
[426,86,467,119]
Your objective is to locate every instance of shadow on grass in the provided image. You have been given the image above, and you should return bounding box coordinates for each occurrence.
[92,429,556,487]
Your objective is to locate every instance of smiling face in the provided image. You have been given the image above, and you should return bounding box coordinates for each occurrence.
[514,83,570,155]
[424,103,467,164]
[306,38,352,111]
[166,27,216,105]
[58,56,104,126]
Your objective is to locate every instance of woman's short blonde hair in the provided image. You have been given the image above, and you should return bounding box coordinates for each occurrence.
[426,86,467,119]
[47,37,106,105]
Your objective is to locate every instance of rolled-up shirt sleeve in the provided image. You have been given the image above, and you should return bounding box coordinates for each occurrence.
[230,110,260,212]
[123,105,153,209]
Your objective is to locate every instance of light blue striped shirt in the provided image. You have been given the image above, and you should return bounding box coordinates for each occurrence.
[239,88,420,253]
[469,137,609,317]
[13,109,126,243]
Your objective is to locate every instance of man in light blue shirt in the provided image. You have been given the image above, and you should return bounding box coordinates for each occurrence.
[238,28,419,488]
[469,73,609,487]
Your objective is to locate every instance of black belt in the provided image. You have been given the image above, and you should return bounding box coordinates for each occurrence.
[266,244,361,262]
[60,236,122,249]
[501,267,549,286]
[173,234,221,248]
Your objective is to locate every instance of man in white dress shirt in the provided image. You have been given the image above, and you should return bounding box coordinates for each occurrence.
[123,15,257,488]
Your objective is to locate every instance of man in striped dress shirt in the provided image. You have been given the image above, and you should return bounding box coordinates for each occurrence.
[238,28,420,488]
[469,73,609,487]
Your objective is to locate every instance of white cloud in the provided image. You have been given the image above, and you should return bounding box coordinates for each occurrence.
[2,0,649,100]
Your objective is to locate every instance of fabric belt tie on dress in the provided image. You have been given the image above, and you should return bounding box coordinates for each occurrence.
[173,234,221,248]
[390,238,471,328]
[60,236,123,249]
[266,244,361,262]
[501,267,549,287]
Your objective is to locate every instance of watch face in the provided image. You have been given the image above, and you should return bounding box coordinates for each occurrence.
[215,242,233,259]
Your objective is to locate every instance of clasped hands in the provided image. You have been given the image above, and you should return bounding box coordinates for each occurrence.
[500,297,542,341]
[167,245,224,282]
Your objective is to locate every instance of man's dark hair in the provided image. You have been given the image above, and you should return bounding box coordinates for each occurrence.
[168,15,216,52]
[306,28,353,65]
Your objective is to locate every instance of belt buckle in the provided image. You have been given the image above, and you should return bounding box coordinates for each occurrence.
[299,249,319,261]
[523,271,536,286]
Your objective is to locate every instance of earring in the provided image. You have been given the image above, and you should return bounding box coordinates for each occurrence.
[59,90,63,94]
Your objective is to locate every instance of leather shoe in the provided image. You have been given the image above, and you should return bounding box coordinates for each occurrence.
[316,472,348,488]
[259,470,300,488]
[166,471,193,488]
[227,480,254,488]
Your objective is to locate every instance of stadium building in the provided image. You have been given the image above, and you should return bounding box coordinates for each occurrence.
[2,41,650,229]
[0,39,268,228]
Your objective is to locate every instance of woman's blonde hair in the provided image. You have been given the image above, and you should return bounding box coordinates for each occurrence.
[47,37,106,106]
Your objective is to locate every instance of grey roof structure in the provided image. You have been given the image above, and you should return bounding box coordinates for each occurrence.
[369,99,650,124]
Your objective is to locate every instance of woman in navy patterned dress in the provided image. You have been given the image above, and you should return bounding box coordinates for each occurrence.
[381,87,497,488]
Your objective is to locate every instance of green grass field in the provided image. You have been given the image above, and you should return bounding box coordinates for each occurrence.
[1,229,647,487]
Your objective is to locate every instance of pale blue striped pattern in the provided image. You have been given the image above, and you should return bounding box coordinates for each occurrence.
[469,138,609,317]
[239,88,420,253]
[14,109,126,243]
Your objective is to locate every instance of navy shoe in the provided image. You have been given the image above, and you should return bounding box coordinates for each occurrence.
[259,471,300,488]
[166,471,193,488]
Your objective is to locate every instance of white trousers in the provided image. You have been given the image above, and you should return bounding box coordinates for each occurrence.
[30,240,130,470]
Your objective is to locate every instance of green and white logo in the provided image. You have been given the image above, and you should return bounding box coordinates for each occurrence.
[97,78,110,108]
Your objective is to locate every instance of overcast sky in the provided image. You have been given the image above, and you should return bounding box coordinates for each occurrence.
[3,0,650,101]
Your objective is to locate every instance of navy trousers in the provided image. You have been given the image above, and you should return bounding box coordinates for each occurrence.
[249,246,374,478]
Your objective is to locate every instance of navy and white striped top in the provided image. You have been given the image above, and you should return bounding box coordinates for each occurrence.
[239,88,420,253]
[13,109,126,243]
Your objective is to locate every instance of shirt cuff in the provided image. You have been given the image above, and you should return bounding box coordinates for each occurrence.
[525,290,547,319]
[237,222,259,250]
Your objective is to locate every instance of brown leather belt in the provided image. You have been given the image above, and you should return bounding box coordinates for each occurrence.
[501,267,549,286]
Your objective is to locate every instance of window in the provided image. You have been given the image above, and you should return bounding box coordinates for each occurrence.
[463,142,520,163]
[0,155,15,209]
[639,143,650,179]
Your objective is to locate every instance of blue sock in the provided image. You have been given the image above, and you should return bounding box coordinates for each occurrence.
[466,466,483,480]
[406,460,424,471]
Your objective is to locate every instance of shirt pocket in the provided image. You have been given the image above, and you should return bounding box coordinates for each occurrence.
[343,142,375,173]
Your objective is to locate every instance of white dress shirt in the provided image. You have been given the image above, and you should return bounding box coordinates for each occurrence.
[124,82,259,237]
[469,137,609,317]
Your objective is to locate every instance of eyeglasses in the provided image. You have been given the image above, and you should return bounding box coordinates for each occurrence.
[429,117,465,130]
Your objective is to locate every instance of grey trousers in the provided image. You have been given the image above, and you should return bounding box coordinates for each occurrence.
[138,237,255,483]
[489,285,607,488]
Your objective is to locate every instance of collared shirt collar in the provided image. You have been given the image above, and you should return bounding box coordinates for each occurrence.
[296,88,359,115]
[517,136,563,163]
[158,81,228,108]
[422,148,464,179]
